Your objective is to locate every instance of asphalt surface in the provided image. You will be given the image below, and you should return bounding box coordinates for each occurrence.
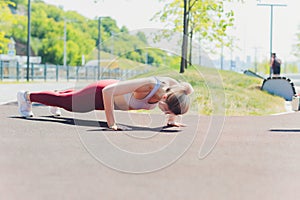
[1,81,300,200]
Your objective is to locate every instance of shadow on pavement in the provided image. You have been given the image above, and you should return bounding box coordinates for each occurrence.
[10,115,181,133]
[270,129,300,133]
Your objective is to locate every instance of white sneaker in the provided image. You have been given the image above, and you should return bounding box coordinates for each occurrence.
[49,106,61,116]
[17,91,34,117]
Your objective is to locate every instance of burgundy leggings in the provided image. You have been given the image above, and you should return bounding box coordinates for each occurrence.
[30,79,119,112]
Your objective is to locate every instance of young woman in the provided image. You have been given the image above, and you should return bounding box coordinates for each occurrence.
[17,76,194,130]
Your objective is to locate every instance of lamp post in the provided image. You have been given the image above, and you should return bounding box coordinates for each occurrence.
[257,2,287,59]
[26,0,31,82]
[97,17,101,80]
[63,18,67,67]
[97,16,108,80]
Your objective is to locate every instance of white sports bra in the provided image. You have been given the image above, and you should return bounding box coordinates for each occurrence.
[123,77,161,110]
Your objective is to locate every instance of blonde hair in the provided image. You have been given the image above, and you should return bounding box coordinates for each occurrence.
[165,82,194,115]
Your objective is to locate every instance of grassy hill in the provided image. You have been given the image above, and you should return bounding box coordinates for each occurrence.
[136,65,286,116]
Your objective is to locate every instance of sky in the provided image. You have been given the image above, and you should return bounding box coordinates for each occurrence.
[43,0,300,63]
[227,0,299,63]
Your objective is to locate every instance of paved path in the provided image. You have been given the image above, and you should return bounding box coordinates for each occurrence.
[2,101,300,199]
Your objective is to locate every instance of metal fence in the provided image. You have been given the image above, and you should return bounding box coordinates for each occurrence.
[0,61,148,81]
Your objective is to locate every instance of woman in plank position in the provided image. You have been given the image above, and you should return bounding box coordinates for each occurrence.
[17,76,194,130]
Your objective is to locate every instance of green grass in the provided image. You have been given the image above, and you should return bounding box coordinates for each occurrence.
[135,65,286,116]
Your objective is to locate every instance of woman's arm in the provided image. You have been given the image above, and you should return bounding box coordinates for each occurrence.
[166,114,186,127]
[102,84,117,129]
[102,77,156,129]
[270,57,274,66]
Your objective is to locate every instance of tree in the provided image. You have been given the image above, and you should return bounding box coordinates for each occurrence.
[0,1,15,54]
[9,0,25,7]
[180,0,189,73]
[136,31,147,44]
[153,0,240,73]
[1,0,168,66]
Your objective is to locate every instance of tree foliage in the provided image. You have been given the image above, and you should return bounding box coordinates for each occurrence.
[0,0,16,54]
[153,0,241,72]
[0,0,166,67]
[155,0,238,48]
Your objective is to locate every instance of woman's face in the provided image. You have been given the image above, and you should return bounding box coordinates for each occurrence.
[158,100,173,115]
